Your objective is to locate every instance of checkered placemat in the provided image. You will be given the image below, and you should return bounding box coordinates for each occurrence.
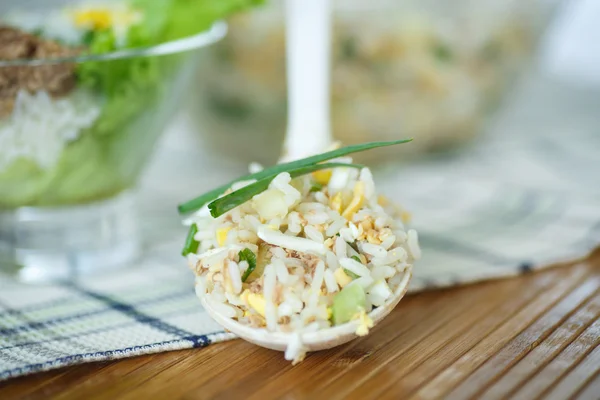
[1,76,599,380]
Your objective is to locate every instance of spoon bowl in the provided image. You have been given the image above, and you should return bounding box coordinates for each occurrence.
[199,266,412,353]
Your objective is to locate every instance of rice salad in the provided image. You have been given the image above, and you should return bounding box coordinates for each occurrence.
[184,151,420,363]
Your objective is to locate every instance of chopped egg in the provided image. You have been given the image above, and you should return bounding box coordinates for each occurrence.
[313,170,332,185]
[401,210,412,224]
[329,192,344,214]
[353,309,374,336]
[377,195,390,207]
[334,267,352,288]
[216,227,231,247]
[247,293,266,316]
[342,181,365,220]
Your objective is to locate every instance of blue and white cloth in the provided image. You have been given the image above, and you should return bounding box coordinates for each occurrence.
[1,76,599,380]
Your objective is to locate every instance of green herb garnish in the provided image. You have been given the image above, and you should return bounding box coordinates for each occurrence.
[177,139,412,214]
[208,162,363,218]
[340,36,358,60]
[181,223,199,256]
[309,182,324,192]
[433,43,453,62]
[239,248,257,282]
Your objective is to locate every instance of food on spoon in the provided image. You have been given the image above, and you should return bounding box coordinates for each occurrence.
[0,0,262,208]
[180,140,420,363]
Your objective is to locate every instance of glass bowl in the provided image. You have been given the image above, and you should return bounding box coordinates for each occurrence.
[191,0,560,165]
[0,0,227,282]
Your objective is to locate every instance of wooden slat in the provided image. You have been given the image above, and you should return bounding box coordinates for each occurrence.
[376,272,575,398]
[480,293,600,399]
[574,373,600,400]
[444,276,600,400]
[512,317,600,400]
[0,254,598,400]
[411,264,594,400]
[545,344,600,400]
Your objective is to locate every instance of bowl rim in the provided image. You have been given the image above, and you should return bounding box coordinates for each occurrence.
[0,21,227,67]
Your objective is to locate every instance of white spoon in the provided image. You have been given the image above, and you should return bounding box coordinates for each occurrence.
[200,0,412,359]
[279,0,334,162]
[200,267,412,357]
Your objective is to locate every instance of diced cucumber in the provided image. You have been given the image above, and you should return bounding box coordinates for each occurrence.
[332,283,366,325]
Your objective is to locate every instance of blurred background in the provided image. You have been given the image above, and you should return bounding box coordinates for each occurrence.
[0,0,599,282]
[169,0,599,191]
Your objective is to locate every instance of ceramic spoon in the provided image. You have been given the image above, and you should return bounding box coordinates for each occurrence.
[278,0,333,162]
[200,0,412,359]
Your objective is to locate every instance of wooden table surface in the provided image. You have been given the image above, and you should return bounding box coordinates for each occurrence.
[1,249,599,400]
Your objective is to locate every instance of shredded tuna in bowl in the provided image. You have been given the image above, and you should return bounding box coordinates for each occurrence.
[184,152,420,363]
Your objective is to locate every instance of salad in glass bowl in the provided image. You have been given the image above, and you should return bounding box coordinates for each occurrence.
[0,0,261,282]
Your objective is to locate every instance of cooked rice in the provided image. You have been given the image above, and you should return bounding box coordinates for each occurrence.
[188,159,420,363]
[0,89,101,171]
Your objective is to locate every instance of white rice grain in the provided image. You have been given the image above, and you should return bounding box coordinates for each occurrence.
[371,265,396,281]
[407,229,422,260]
[361,242,387,258]
[304,211,330,225]
[244,215,261,231]
[296,202,326,213]
[314,191,328,204]
[339,227,354,245]
[371,247,408,266]
[225,292,244,306]
[287,212,302,234]
[237,229,258,242]
[334,236,347,258]
[325,250,339,271]
[380,235,397,250]
[375,216,388,230]
[352,275,375,289]
[284,333,306,364]
[367,280,392,306]
[238,260,249,274]
[283,258,304,268]
[270,247,287,259]
[271,172,301,206]
[304,225,324,243]
[206,296,236,318]
[278,302,294,317]
[324,269,339,293]
[326,218,346,237]
[231,179,257,191]
[263,265,278,331]
[249,162,263,173]
[328,167,350,194]
[258,226,326,255]
[194,276,206,296]
[359,168,375,200]
[274,259,292,285]
[227,261,242,294]
[394,230,408,242]
[311,261,326,294]
[339,257,371,277]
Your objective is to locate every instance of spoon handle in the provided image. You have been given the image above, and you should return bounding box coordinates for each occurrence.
[282,0,332,162]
